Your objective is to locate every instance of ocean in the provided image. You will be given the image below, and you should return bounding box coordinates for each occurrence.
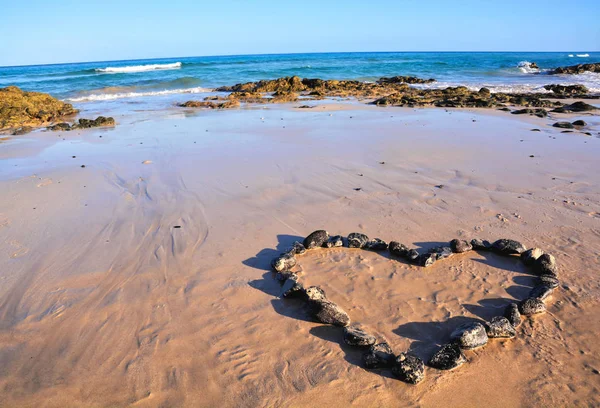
[1,52,598,113]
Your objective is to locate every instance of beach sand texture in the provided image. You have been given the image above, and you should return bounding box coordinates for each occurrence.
[0,105,599,407]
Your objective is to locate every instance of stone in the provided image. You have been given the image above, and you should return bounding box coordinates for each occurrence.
[308,299,350,326]
[280,278,304,299]
[407,249,420,262]
[271,253,297,272]
[286,241,306,255]
[511,108,547,118]
[376,76,436,85]
[47,122,72,131]
[572,120,587,126]
[471,239,493,251]
[275,271,298,282]
[363,343,396,369]
[305,286,327,301]
[533,253,558,276]
[392,353,425,384]
[323,235,343,248]
[178,100,240,109]
[74,116,115,129]
[553,122,575,129]
[428,343,467,370]
[343,326,377,347]
[364,238,388,251]
[389,241,410,258]
[450,239,473,253]
[543,84,588,96]
[553,102,597,113]
[415,252,437,267]
[492,239,527,255]
[348,232,369,248]
[549,63,600,75]
[429,246,453,260]
[504,303,522,328]
[539,274,560,289]
[451,322,488,349]
[519,297,546,316]
[303,230,329,249]
[521,248,544,266]
[529,284,554,300]
[486,316,517,338]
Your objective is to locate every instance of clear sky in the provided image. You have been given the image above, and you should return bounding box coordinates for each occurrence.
[1,0,598,66]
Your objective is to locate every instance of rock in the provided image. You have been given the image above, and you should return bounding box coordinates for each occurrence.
[323,235,343,248]
[389,241,410,258]
[429,246,453,260]
[428,343,467,370]
[548,63,600,75]
[376,76,436,85]
[303,230,329,249]
[529,284,554,300]
[364,238,388,251]
[11,126,33,135]
[486,316,516,338]
[543,84,588,96]
[415,252,437,267]
[271,253,297,272]
[392,353,425,384]
[521,248,544,266]
[74,116,115,129]
[451,322,488,349]
[529,62,539,69]
[471,239,493,251]
[511,108,548,118]
[305,286,327,301]
[553,102,597,113]
[343,326,377,347]
[531,128,541,132]
[347,232,369,248]
[0,86,77,132]
[519,297,546,316]
[572,120,587,127]
[498,107,511,111]
[553,122,575,129]
[407,249,420,262]
[178,100,240,109]
[287,241,307,255]
[308,299,350,326]
[47,122,72,131]
[492,239,527,255]
[363,343,396,369]
[450,239,473,253]
[539,274,560,289]
[275,271,298,282]
[504,303,522,328]
[533,253,558,276]
[280,278,304,298]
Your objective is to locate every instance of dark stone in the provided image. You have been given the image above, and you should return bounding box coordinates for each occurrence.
[521,248,544,266]
[48,122,72,131]
[287,241,306,255]
[323,235,343,248]
[305,286,327,301]
[348,232,369,248]
[572,120,587,126]
[531,128,541,132]
[553,102,597,113]
[74,116,115,129]
[364,238,388,251]
[504,303,522,328]
[271,253,296,272]
[553,122,575,129]
[376,76,436,85]
[492,239,527,255]
[539,274,560,289]
[392,353,425,384]
[486,316,516,338]
[308,299,350,326]
[519,297,546,316]
[450,239,473,253]
[428,343,467,370]
[533,253,558,277]
[275,271,298,282]
[429,246,453,260]
[529,284,554,300]
[543,84,588,96]
[407,249,420,262]
[303,230,329,249]
[549,63,600,75]
[363,343,396,369]
[471,239,493,251]
[511,108,547,118]
[415,252,437,267]
[280,278,304,299]
[498,107,511,111]
[450,322,488,349]
[343,326,377,347]
[389,241,410,258]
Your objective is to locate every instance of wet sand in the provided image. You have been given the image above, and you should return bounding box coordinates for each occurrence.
[0,104,599,407]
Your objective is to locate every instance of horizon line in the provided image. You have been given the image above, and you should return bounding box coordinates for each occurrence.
[1,50,598,69]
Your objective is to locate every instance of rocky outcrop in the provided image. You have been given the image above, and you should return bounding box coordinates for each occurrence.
[177,100,240,109]
[552,101,597,113]
[47,116,115,131]
[377,76,436,85]
[1,86,77,133]
[543,84,588,96]
[548,63,600,75]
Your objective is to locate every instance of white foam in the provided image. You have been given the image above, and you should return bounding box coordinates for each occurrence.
[95,62,182,74]
[569,54,574,57]
[517,61,539,74]
[576,54,590,58]
[67,86,212,102]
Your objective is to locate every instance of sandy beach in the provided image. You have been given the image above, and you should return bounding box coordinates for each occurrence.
[0,102,599,407]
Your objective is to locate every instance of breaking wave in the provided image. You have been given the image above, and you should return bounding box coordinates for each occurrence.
[517,61,539,74]
[67,86,211,102]
[95,62,182,74]
[576,54,590,58]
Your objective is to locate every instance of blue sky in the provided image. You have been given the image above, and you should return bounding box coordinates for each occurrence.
[1,0,598,66]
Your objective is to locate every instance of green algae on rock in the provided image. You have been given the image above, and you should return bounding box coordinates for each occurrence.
[47,116,115,131]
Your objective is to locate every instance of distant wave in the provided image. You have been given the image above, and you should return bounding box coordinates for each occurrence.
[95,62,182,74]
[67,86,211,102]
[576,54,590,58]
[569,54,574,57]
[517,61,539,74]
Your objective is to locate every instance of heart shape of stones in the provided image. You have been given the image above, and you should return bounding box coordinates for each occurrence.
[271,231,559,385]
